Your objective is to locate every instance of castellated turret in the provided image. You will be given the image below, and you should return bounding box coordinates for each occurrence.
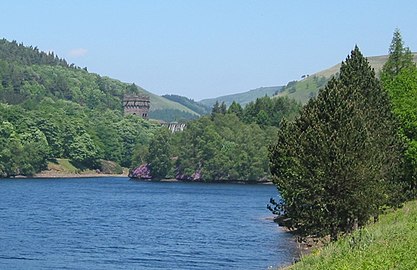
[123,94,150,119]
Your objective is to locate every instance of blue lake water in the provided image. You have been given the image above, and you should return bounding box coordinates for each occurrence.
[0,177,297,269]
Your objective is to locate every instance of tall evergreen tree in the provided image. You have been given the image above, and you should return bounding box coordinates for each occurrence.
[227,101,243,118]
[269,46,404,240]
[211,101,227,119]
[381,28,415,80]
[381,30,417,198]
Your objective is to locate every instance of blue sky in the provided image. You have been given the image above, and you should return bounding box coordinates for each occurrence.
[1,1,416,100]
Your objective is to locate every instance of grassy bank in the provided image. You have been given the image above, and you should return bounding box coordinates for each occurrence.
[34,159,128,178]
[283,200,417,270]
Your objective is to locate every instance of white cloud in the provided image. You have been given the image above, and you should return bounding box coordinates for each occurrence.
[68,48,88,57]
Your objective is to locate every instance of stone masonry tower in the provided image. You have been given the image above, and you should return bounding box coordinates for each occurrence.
[123,94,150,119]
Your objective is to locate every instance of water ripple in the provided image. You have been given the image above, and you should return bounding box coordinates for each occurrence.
[0,178,297,269]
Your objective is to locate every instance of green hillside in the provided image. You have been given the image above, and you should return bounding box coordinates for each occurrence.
[199,86,282,108]
[276,53,417,104]
[162,94,210,115]
[148,94,210,122]
[0,38,195,177]
[0,38,197,121]
[285,200,417,270]
[147,93,198,115]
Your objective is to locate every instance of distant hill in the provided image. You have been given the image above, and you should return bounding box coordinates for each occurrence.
[199,86,283,108]
[275,53,417,104]
[162,94,210,115]
[146,92,198,116]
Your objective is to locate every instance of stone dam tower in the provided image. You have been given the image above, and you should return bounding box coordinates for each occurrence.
[123,94,150,119]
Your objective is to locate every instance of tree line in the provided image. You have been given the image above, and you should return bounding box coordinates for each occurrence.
[0,39,72,68]
[0,99,159,177]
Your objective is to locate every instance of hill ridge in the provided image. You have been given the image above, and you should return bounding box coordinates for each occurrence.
[275,53,417,104]
[199,85,283,108]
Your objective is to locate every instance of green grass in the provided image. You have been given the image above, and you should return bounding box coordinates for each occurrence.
[48,158,80,173]
[284,200,417,270]
[148,93,199,115]
[46,159,126,175]
[275,75,328,104]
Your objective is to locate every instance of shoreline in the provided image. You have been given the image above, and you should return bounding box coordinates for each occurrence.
[12,173,273,184]
[22,171,128,179]
[129,177,273,184]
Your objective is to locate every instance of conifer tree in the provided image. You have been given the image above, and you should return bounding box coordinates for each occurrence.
[381,29,417,198]
[227,101,243,118]
[381,28,415,80]
[269,46,404,240]
[211,101,221,119]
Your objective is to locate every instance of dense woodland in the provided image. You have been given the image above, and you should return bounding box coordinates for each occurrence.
[132,96,301,181]
[0,101,160,176]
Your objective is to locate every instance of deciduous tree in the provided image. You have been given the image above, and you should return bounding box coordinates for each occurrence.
[382,64,417,198]
[147,128,172,179]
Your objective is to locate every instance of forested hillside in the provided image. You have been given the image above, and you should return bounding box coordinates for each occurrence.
[0,39,165,177]
[0,39,71,67]
[0,39,199,121]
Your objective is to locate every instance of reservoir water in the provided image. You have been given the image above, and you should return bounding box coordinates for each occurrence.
[0,177,297,269]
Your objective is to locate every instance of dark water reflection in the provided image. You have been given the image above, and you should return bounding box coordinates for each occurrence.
[0,178,297,269]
